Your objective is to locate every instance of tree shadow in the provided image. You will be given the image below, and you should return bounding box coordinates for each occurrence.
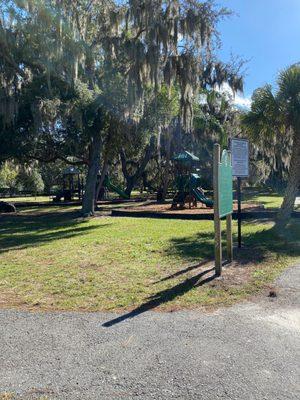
[164,230,215,262]
[166,220,300,268]
[0,210,112,254]
[102,219,299,328]
[0,209,81,235]
[152,261,214,284]
[103,266,216,327]
[240,220,300,259]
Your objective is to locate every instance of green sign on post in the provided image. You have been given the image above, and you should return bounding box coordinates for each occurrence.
[213,145,233,276]
[218,150,233,218]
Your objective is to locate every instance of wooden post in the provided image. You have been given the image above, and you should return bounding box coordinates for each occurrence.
[213,144,222,276]
[226,150,233,263]
[226,214,233,262]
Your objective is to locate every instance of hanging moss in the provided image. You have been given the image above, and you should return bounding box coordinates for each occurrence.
[0,0,244,136]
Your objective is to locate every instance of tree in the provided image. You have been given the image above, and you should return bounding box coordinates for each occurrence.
[1,0,243,215]
[242,64,300,229]
[39,160,68,194]
[119,84,179,197]
[1,0,139,213]
[0,161,45,195]
[0,161,19,194]
[17,166,45,195]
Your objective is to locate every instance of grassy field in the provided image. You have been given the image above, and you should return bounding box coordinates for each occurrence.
[243,190,299,209]
[0,206,299,313]
[244,192,284,208]
[0,196,52,203]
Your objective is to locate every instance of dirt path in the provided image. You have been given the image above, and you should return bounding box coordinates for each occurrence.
[0,265,299,399]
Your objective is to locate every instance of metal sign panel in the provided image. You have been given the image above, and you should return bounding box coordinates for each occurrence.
[231,138,249,177]
[218,150,233,218]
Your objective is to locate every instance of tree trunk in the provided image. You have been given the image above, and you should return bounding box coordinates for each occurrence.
[81,133,102,216]
[95,158,108,202]
[275,133,300,230]
[120,136,156,198]
[124,177,135,197]
[120,150,132,196]
[161,128,172,201]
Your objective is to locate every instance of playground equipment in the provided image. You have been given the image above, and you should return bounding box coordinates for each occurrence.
[97,175,129,200]
[171,151,213,209]
[54,166,82,202]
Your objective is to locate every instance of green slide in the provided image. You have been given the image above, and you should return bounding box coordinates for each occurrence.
[104,176,129,199]
[192,188,213,208]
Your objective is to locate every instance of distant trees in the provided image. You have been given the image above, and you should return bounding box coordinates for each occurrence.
[17,167,45,195]
[242,64,300,229]
[0,161,44,195]
[0,162,19,193]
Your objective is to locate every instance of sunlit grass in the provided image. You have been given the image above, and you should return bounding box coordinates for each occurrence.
[0,207,299,312]
[243,190,299,209]
[0,196,52,203]
[244,193,283,208]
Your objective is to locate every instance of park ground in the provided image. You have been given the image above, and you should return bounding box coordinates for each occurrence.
[0,190,299,312]
[0,190,299,399]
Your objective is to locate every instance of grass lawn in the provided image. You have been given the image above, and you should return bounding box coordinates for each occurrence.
[243,192,284,208]
[0,196,52,203]
[0,206,299,312]
[243,190,300,209]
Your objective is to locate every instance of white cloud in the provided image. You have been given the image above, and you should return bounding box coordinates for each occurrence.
[233,94,252,109]
[218,83,252,110]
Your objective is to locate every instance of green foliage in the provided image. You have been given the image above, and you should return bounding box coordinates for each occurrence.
[242,64,300,139]
[242,64,300,227]
[0,161,46,194]
[39,160,67,193]
[0,161,19,191]
[0,0,245,210]
[0,0,243,159]
[17,168,45,194]
[241,64,300,186]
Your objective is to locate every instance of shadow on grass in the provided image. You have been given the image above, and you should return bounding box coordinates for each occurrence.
[103,219,300,327]
[241,220,300,258]
[164,231,215,261]
[166,220,300,266]
[103,266,216,327]
[0,209,112,254]
[152,260,214,284]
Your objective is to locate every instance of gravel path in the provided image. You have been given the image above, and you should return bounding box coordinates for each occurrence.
[1,265,299,400]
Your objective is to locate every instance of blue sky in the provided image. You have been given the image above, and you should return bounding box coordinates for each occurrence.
[218,0,300,103]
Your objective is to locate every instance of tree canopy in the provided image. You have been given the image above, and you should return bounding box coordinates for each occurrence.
[242,63,300,228]
[0,0,245,214]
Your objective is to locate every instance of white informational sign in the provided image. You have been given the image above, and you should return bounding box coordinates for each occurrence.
[231,138,249,177]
